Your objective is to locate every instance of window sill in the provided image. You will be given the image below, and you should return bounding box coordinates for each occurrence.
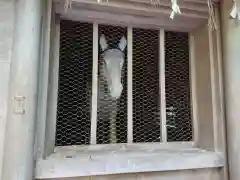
[35,144,224,179]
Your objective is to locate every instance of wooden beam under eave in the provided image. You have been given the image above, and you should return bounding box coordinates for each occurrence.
[127,0,209,13]
[54,0,209,19]
[55,4,206,32]
[73,3,209,21]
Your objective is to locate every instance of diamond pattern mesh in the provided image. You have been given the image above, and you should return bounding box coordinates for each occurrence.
[132,28,161,143]
[165,31,193,142]
[56,20,93,146]
[97,24,128,144]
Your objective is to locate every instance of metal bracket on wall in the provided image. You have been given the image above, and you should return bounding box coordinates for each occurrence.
[13,95,26,115]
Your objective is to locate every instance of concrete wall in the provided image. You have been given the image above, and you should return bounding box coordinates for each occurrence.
[0,0,227,179]
[221,0,240,180]
[0,0,15,178]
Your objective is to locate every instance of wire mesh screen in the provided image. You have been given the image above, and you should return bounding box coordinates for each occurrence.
[165,31,193,142]
[97,25,128,144]
[132,28,160,143]
[55,19,193,146]
[56,20,93,146]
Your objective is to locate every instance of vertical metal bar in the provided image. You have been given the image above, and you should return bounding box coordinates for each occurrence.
[160,29,167,143]
[90,23,99,144]
[127,26,133,143]
[189,33,199,146]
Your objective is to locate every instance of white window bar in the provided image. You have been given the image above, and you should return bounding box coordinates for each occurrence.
[90,23,99,144]
[160,29,167,143]
[127,26,133,143]
[189,34,199,145]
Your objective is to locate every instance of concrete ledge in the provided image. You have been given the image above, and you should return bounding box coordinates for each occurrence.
[35,145,224,179]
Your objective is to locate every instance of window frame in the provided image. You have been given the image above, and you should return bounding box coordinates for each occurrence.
[34,2,227,179]
[36,2,198,159]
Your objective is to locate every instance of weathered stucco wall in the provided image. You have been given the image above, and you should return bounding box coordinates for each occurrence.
[221,0,240,180]
[0,0,14,178]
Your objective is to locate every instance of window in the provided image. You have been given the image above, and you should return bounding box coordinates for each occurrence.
[54,20,194,147]
[35,2,226,178]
